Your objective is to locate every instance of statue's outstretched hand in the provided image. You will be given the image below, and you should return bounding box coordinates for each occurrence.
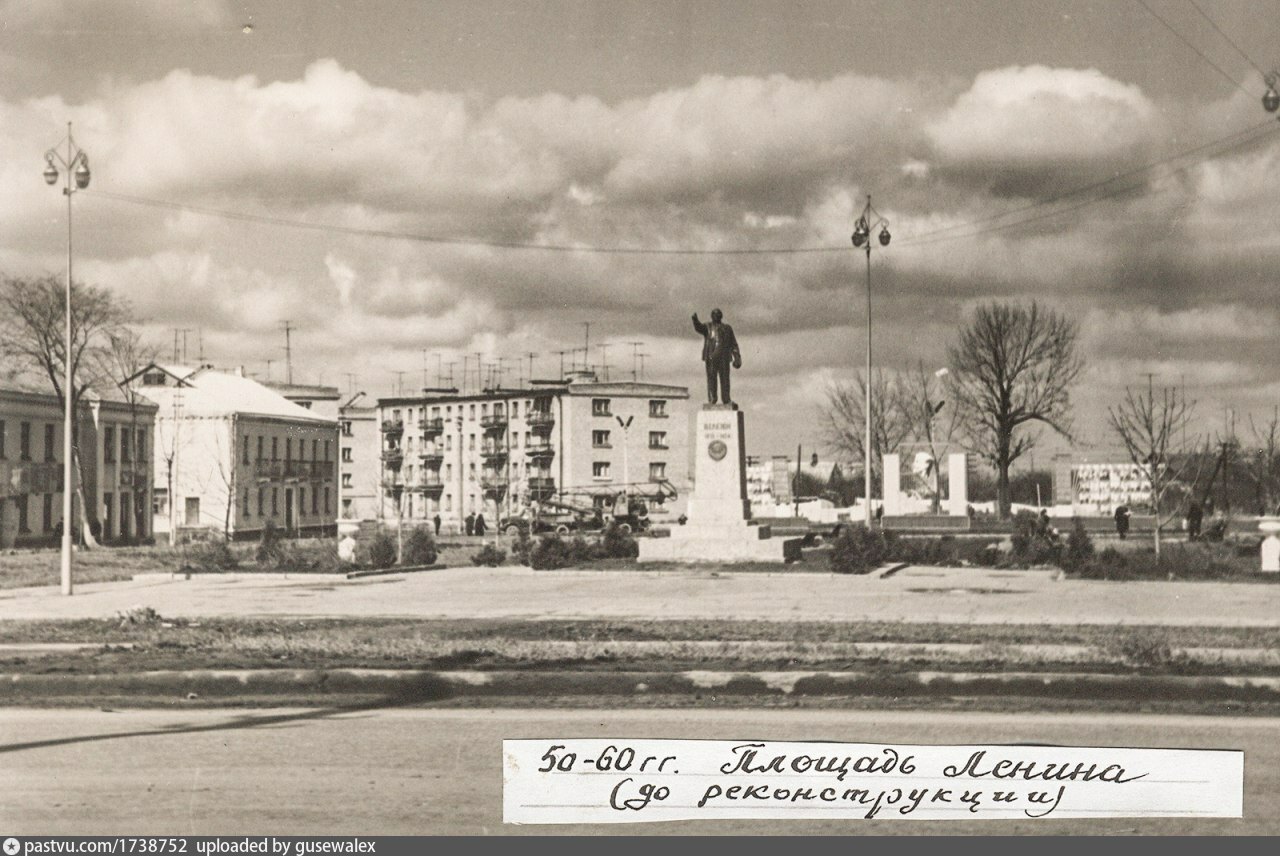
[733,356,742,369]
[692,313,700,324]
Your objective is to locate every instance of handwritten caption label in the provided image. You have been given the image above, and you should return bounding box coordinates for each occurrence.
[503,739,1243,824]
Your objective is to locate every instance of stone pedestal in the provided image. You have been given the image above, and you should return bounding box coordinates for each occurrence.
[640,407,801,563]
[882,453,902,516]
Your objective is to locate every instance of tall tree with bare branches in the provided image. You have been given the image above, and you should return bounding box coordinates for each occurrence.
[948,302,1084,518]
[1108,382,1197,558]
[0,274,129,545]
[821,370,912,494]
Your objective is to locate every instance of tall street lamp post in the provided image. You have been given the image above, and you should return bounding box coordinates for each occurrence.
[42,122,91,596]
[851,196,890,527]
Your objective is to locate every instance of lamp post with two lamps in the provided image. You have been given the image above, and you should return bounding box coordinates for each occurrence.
[42,122,91,596]
[850,196,890,527]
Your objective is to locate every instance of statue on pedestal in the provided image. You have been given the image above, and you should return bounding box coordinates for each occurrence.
[692,308,741,406]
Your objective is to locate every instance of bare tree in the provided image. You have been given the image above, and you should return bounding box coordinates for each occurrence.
[901,362,960,513]
[1107,383,1197,558]
[0,275,129,545]
[1239,409,1280,516]
[821,370,912,493]
[948,302,1083,518]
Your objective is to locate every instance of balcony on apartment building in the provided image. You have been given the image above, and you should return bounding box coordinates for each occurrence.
[381,419,404,436]
[420,417,445,438]
[527,475,556,500]
[479,441,508,463]
[418,449,445,468]
[527,410,555,432]
[414,473,445,497]
[381,476,405,496]
[254,460,287,480]
[381,447,405,469]
[481,473,509,496]
[525,440,555,461]
[480,412,509,432]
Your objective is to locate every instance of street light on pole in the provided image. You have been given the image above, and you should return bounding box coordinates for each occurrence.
[850,195,890,527]
[43,122,91,597]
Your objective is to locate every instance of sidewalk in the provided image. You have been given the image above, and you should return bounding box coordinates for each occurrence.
[2,565,1279,626]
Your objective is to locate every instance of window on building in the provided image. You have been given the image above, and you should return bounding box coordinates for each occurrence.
[592,398,611,416]
[649,431,667,449]
[0,419,6,458]
[137,428,146,462]
[104,427,116,462]
[325,441,331,461]
[285,438,292,462]
[649,399,667,417]
[592,430,611,447]
[121,429,132,463]
[257,436,264,461]
[445,464,452,480]
[444,494,452,512]
[42,493,53,532]
[44,424,56,461]
[469,404,476,420]
[342,498,352,515]
[511,432,519,448]
[468,434,475,450]
[257,488,264,517]
[184,497,200,527]
[313,439,319,461]
[242,435,250,465]
[650,462,667,481]
[392,409,401,421]
[482,403,489,417]
[445,435,452,451]
[271,438,279,460]
[143,370,167,386]
[341,447,353,462]
[324,487,330,514]
[243,488,251,517]
[341,420,353,437]
[271,488,279,516]
[312,486,319,514]
[342,473,353,488]
[16,494,29,533]
[512,402,519,418]
[593,461,611,479]
[298,401,312,409]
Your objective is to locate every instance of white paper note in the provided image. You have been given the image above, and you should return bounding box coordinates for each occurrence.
[503,739,1243,824]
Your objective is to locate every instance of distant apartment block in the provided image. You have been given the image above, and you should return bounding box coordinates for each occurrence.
[1,385,158,548]
[376,371,690,532]
[133,365,339,540]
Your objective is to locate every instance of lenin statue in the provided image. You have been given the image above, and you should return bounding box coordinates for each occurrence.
[692,308,742,406]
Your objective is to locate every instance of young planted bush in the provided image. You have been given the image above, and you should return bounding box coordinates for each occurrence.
[366,533,398,570]
[403,526,438,566]
[529,534,593,570]
[829,526,889,574]
[1062,518,1094,571]
[600,522,639,559]
[255,521,286,566]
[471,543,508,566]
[511,528,533,566]
[186,539,239,572]
[1010,510,1060,566]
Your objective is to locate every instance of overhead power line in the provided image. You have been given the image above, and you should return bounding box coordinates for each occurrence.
[1187,0,1267,78]
[1135,0,1254,96]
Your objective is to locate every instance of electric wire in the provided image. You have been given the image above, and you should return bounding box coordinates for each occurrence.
[1135,0,1254,95]
[1187,0,1268,78]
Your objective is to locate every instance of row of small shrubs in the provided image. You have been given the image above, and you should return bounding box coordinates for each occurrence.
[467,523,639,570]
[185,522,438,573]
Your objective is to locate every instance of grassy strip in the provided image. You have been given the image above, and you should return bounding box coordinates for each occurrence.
[4,616,1279,647]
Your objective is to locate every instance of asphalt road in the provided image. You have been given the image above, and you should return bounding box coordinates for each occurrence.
[2,707,1276,835]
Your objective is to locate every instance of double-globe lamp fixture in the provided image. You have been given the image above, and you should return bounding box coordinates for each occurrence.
[850,196,890,528]
[42,122,90,597]
[1264,73,1280,114]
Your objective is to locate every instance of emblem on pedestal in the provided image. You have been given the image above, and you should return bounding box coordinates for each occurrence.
[707,440,727,461]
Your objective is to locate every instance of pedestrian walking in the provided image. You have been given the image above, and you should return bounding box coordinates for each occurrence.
[433,513,442,536]
[465,512,475,536]
[475,513,487,537]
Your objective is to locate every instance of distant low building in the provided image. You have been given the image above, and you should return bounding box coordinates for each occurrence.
[1,384,158,548]
[132,365,338,540]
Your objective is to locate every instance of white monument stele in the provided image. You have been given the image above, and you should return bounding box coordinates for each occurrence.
[1259,519,1280,572]
[640,406,802,563]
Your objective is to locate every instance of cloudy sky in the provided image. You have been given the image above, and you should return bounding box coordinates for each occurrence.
[4,0,1280,459]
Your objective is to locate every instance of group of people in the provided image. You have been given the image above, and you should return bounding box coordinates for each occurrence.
[1112,500,1224,541]
[425,512,489,536]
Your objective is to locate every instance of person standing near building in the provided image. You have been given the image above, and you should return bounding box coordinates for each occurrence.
[465,512,475,536]
[475,513,487,537]
[433,513,442,536]
[1114,504,1131,540]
